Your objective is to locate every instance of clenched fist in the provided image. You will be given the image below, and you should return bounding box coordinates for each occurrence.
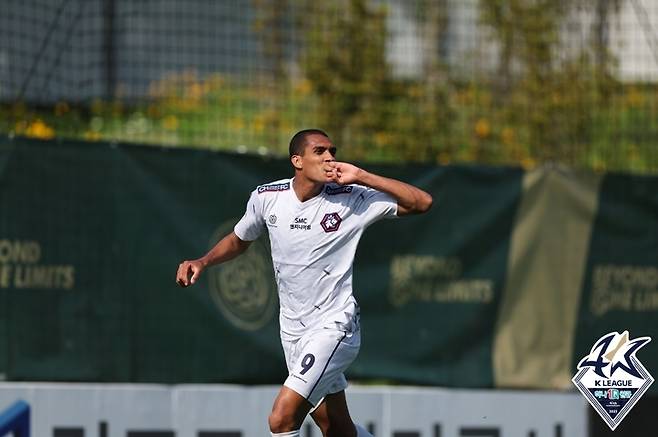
[176,259,205,287]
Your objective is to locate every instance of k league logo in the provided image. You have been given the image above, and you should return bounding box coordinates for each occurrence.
[572,331,653,430]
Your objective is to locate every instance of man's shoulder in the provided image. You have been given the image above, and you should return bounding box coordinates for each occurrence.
[255,178,291,195]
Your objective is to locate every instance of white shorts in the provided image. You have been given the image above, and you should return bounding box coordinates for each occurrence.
[282,327,361,407]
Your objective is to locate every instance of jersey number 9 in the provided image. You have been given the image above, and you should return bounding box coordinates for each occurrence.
[300,353,315,375]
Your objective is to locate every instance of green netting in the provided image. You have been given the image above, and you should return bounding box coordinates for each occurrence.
[1,0,657,173]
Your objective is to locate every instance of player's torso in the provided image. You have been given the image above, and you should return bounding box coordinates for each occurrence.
[258,179,363,266]
[256,179,364,325]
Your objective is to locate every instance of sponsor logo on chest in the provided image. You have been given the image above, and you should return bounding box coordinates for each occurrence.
[276,211,345,232]
[258,182,290,194]
[290,217,311,231]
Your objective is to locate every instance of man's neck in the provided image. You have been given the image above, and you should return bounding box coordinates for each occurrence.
[292,175,324,202]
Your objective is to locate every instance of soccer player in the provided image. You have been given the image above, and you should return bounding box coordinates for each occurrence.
[176,129,433,437]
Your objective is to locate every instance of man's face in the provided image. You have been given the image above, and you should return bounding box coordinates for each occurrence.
[292,133,337,183]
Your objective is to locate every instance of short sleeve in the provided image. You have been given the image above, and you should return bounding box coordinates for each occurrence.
[234,190,265,241]
[353,186,398,227]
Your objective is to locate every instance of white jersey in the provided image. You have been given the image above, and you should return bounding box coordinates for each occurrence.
[234,177,397,339]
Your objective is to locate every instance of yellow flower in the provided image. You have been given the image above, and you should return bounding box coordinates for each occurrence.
[293,79,312,97]
[625,87,644,108]
[162,115,179,131]
[228,117,245,131]
[475,118,490,139]
[520,157,536,170]
[185,83,204,101]
[501,127,515,146]
[84,130,102,141]
[25,119,55,139]
[374,132,390,146]
[252,114,266,134]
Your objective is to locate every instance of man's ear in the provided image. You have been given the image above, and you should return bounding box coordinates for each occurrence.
[291,155,302,170]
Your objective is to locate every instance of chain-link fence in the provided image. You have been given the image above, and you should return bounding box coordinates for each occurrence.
[1,0,657,173]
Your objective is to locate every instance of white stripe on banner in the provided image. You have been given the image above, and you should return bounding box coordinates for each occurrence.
[493,166,602,390]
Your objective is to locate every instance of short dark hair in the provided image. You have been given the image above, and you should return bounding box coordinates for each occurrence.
[289,129,330,157]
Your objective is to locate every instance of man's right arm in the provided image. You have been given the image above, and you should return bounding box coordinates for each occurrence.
[176,231,252,287]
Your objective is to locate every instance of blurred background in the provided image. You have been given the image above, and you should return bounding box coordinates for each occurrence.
[0,1,657,436]
[1,0,657,172]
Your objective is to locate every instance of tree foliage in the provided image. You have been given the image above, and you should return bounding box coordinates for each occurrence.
[5,0,657,173]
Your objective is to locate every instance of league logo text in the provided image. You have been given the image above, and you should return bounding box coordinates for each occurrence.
[572,331,653,430]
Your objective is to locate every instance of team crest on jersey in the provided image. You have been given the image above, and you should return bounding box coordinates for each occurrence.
[257,182,290,194]
[572,331,653,430]
[320,212,342,232]
[325,185,353,195]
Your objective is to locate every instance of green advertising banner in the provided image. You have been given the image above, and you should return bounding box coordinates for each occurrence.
[352,165,523,387]
[574,173,658,384]
[1,135,657,393]
[0,137,291,383]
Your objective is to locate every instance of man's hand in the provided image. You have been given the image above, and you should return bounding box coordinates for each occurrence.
[176,259,205,287]
[326,161,433,215]
[326,161,363,185]
[176,232,251,288]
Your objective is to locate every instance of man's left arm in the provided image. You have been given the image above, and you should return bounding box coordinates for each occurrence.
[327,162,433,216]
